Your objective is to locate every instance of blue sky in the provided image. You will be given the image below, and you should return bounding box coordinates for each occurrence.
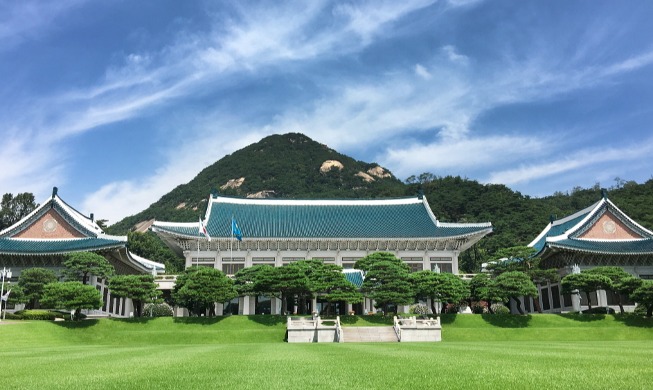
[2,1,653,224]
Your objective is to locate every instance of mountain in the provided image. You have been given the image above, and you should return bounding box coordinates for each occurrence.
[108,133,406,234]
[107,132,653,273]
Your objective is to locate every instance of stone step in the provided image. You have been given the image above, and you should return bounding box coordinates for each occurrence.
[340,326,398,342]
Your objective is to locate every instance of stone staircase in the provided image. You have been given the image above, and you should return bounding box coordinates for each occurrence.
[340,326,398,342]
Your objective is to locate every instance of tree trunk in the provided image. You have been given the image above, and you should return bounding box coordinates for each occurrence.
[281,293,288,315]
[585,291,593,310]
[647,306,652,318]
[440,302,447,315]
[512,297,525,315]
[83,272,89,285]
[431,299,437,315]
[615,292,624,314]
[487,300,494,314]
[533,297,543,313]
[74,308,81,321]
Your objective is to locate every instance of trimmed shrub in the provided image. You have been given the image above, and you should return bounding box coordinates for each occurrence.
[14,310,57,320]
[143,303,173,317]
[409,303,430,316]
[491,304,510,315]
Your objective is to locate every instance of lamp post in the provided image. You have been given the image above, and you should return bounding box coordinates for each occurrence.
[0,267,12,322]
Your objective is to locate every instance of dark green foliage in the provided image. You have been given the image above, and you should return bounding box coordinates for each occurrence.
[358,252,413,314]
[468,274,502,314]
[233,264,278,297]
[0,192,38,230]
[63,252,115,285]
[494,271,538,315]
[5,284,26,307]
[127,231,185,272]
[630,281,653,317]
[561,272,612,310]
[40,281,103,320]
[585,267,635,314]
[173,267,237,316]
[109,275,160,317]
[410,271,469,314]
[18,267,57,309]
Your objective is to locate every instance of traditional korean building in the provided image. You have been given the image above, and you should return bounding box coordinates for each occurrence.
[0,187,164,316]
[524,191,653,313]
[152,193,492,315]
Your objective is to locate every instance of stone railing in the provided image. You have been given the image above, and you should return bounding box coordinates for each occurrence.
[154,275,177,290]
[393,316,442,342]
[287,315,342,343]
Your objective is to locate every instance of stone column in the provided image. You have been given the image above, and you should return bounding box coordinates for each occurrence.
[241,296,250,315]
[216,303,223,316]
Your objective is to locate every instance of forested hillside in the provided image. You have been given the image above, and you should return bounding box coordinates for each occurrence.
[106,132,653,273]
[108,133,405,234]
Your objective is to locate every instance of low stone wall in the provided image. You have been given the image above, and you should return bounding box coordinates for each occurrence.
[287,316,341,343]
[394,316,441,342]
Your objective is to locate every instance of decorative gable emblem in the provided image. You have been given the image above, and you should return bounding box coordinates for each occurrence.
[602,220,617,235]
[43,218,58,233]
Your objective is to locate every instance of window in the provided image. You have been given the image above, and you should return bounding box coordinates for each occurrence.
[406,263,424,273]
[311,257,335,262]
[551,285,561,309]
[221,257,245,262]
[252,257,275,263]
[222,263,245,275]
[541,288,550,311]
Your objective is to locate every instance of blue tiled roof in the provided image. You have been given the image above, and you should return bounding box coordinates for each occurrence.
[549,239,653,255]
[530,208,594,253]
[0,237,126,255]
[153,196,492,239]
[344,271,364,288]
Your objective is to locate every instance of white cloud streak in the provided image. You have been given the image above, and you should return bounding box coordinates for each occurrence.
[486,138,653,186]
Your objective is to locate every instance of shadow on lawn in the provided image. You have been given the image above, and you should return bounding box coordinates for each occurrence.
[247,315,286,326]
[53,319,100,328]
[559,313,606,322]
[612,314,653,328]
[481,314,532,328]
[173,316,228,326]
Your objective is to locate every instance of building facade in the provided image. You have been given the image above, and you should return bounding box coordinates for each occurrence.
[520,192,653,313]
[0,187,164,317]
[153,194,492,315]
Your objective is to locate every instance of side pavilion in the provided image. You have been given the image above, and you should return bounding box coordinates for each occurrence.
[524,191,653,313]
[152,193,492,315]
[0,187,164,317]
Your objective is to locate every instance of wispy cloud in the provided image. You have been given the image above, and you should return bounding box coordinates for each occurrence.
[0,0,89,50]
[486,138,653,186]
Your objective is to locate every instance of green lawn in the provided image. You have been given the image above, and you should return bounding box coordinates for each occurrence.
[2,314,652,389]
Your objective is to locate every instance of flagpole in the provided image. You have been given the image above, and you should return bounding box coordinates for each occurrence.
[230,214,234,262]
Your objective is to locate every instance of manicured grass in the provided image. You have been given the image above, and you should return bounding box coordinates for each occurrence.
[2,314,652,389]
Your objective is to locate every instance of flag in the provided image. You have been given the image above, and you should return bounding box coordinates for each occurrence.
[231,217,243,241]
[199,218,211,241]
[1,289,10,302]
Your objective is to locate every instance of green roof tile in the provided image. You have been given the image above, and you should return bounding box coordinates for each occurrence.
[153,196,491,239]
[0,237,126,255]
